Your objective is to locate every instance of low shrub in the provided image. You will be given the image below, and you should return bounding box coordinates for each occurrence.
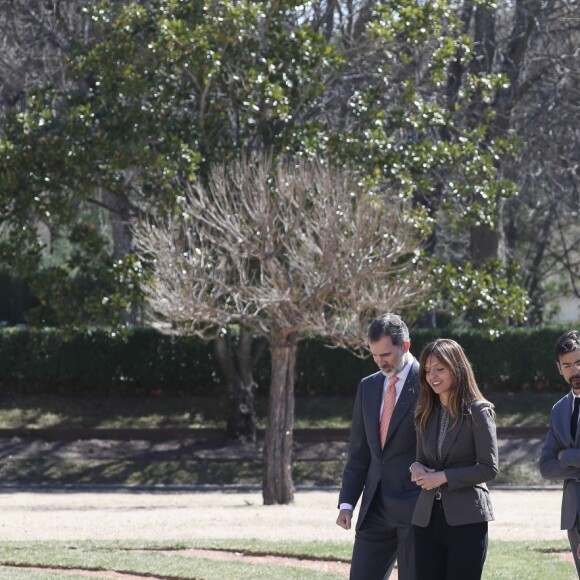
[0,324,573,396]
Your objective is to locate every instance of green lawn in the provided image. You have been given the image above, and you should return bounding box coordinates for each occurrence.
[0,539,574,579]
[0,391,564,429]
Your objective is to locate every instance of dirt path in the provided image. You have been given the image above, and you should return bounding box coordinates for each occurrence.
[0,425,558,577]
[0,487,570,579]
[0,486,565,542]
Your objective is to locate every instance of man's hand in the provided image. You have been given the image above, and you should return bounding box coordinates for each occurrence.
[336,509,353,530]
[409,462,434,482]
[558,449,564,460]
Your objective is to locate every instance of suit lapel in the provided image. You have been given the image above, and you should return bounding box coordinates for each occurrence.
[557,392,575,444]
[439,412,463,462]
[367,373,385,451]
[424,411,440,463]
[423,405,462,467]
[385,360,419,443]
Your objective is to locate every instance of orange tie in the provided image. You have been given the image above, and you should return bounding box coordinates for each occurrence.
[380,375,399,449]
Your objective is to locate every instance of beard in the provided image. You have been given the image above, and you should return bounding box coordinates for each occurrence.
[381,355,408,377]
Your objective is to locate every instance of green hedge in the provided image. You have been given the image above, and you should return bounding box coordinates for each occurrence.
[295,326,572,396]
[0,327,221,396]
[409,326,569,393]
[0,325,575,396]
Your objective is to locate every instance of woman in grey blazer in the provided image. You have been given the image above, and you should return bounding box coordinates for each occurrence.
[409,339,498,580]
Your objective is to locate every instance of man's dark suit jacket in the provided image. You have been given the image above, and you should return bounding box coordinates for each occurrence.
[339,360,420,530]
[540,391,580,530]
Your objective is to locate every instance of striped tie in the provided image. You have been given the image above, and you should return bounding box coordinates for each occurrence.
[380,375,399,449]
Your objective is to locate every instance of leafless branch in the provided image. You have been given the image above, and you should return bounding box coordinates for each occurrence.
[133,155,427,351]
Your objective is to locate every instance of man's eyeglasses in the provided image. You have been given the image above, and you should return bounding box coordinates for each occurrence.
[560,361,580,370]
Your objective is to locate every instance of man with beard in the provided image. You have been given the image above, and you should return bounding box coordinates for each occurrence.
[336,313,420,579]
[540,329,580,577]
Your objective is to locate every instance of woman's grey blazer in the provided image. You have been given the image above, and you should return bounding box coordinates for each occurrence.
[412,400,498,527]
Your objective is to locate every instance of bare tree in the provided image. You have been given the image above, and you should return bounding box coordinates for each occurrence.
[442,1,580,314]
[501,0,580,319]
[0,0,92,116]
[133,155,427,504]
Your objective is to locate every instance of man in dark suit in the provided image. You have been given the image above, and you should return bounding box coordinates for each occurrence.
[539,329,580,577]
[336,313,420,580]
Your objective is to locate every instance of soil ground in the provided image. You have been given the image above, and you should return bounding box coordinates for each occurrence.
[0,486,572,579]
[0,486,566,542]
[0,431,568,578]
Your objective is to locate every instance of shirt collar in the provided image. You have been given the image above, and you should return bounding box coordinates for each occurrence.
[382,355,414,396]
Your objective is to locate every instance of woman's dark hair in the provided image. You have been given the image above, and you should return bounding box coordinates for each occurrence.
[415,338,493,434]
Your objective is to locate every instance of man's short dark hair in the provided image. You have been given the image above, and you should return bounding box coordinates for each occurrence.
[554,330,580,362]
[368,313,410,346]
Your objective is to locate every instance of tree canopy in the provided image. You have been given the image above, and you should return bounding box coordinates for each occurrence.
[1,0,562,329]
[0,0,578,504]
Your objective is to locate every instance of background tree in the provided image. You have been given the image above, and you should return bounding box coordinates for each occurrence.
[0,0,91,117]
[3,0,578,329]
[411,0,580,323]
[212,328,267,443]
[0,0,337,436]
[499,0,580,321]
[302,0,530,327]
[0,0,99,322]
[305,0,577,326]
[3,0,549,330]
[0,0,140,325]
[2,0,549,445]
[133,155,428,504]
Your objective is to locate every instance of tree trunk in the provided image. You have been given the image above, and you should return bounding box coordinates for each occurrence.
[262,334,297,505]
[470,222,500,267]
[103,191,138,324]
[468,0,543,271]
[213,327,264,444]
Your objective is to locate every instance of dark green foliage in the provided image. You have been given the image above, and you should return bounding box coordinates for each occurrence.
[0,327,221,396]
[0,325,573,397]
[410,327,566,393]
[294,327,568,395]
[0,271,37,325]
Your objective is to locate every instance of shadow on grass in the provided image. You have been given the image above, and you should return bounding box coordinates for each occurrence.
[0,458,349,487]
